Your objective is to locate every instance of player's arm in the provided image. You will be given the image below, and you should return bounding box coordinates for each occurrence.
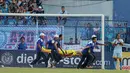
[82,45,90,50]
[96,42,106,46]
[59,46,66,55]
[54,42,59,52]
[119,42,124,46]
[45,42,49,49]
[119,40,124,46]
[37,40,42,51]
[112,40,117,46]
[54,41,66,55]
[37,44,42,51]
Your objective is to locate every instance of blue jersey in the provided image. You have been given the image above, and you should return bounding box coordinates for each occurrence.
[36,38,45,52]
[18,43,27,50]
[51,39,61,51]
[82,41,100,55]
[56,39,61,48]
[47,40,55,50]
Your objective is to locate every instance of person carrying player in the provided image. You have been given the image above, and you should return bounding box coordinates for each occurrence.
[46,34,59,68]
[49,34,64,68]
[112,33,124,70]
[29,33,48,68]
[77,35,106,69]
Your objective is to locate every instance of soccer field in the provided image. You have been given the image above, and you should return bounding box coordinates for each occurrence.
[0,68,129,73]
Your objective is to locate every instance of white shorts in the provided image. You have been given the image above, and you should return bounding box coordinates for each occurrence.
[113,51,122,58]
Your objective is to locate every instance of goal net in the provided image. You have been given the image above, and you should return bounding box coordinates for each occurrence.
[0,13,106,69]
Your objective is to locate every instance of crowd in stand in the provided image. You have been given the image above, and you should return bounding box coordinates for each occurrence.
[0,0,43,13]
[0,0,46,25]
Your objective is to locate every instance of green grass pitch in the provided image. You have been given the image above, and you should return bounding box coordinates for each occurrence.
[0,67,129,73]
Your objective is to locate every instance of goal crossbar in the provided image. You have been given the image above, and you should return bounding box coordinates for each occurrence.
[0,13,104,17]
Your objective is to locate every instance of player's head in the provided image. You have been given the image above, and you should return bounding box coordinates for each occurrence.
[61,6,65,11]
[40,33,45,40]
[54,34,59,40]
[20,36,25,43]
[59,34,63,40]
[116,33,120,39]
[91,35,97,42]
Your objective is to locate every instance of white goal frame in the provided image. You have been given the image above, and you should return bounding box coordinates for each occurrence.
[0,13,105,69]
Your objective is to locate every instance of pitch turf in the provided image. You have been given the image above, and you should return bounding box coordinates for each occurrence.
[0,68,129,73]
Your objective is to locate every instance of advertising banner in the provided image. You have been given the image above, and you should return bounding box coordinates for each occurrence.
[122,52,130,70]
[0,50,112,68]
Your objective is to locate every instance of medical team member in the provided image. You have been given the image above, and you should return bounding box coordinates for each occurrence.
[29,33,47,68]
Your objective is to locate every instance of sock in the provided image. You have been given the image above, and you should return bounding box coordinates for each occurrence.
[114,61,117,69]
[120,62,122,69]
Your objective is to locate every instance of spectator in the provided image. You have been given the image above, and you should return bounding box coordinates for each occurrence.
[81,23,93,40]
[124,23,127,27]
[18,36,27,50]
[17,5,24,13]
[114,23,118,27]
[57,6,68,25]
[0,0,39,25]
[0,0,4,7]
[2,1,8,13]
[17,0,22,7]
[93,23,100,39]
[33,6,46,25]
[36,0,42,7]
[118,23,122,27]
[9,0,18,13]
[23,8,32,25]
[33,6,44,14]
[22,2,28,11]
[69,38,74,45]
[28,0,33,7]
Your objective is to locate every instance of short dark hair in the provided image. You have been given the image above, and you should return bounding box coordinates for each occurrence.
[115,33,120,39]
[70,38,73,40]
[92,37,97,40]
[20,36,25,40]
[61,6,65,8]
[59,34,62,38]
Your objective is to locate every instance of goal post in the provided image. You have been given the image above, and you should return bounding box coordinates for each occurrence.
[0,13,105,69]
[101,14,105,69]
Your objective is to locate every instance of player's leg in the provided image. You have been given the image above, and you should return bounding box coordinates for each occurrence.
[37,53,49,65]
[55,51,62,62]
[81,55,90,68]
[51,50,60,68]
[119,58,122,70]
[113,51,118,69]
[0,61,4,67]
[118,53,122,70]
[62,17,67,25]
[90,53,96,65]
[86,53,96,68]
[41,52,48,67]
[38,48,51,65]
[77,55,86,69]
[81,53,94,68]
[47,53,53,68]
[30,52,42,67]
[56,17,61,25]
